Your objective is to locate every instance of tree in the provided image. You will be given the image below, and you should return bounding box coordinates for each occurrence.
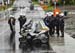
[64,0,75,5]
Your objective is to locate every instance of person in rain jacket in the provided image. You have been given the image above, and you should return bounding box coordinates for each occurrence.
[48,14,55,36]
[59,13,64,37]
[53,12,60,37]
[18,13,26,33]
[8,15,16,32]
[44,12,55,36]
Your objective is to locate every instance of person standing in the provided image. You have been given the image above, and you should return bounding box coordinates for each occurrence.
[44,12,54,37]
[18,14,26,33]
[8,15,16,32]
[55,14,60,37]
[59,13,64,37]
[53,12,60,37]
[53,7,61,37]
[48,15,55,37]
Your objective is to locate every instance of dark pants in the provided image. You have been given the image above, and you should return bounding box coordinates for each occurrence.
[56,24,60,36]
[49,24,59,37]
[9,25,14,32]
[49,23,55,36]
[59,23,64,37]
[20,24,22,32]
[53,19,60,36]
[49,26,53,36]
[19,22,24,32]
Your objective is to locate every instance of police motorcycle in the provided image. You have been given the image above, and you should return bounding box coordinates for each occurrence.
[19,20,49,49]
[30,23,49,45]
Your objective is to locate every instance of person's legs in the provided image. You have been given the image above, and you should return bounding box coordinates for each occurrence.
[49,25,54,37]
[19,24,23,35]
[20,24,22,32]
[10,25,13,32]
[52,24,55,35]
[49,27,52,36]
[56,25,59,37]
[60,25,64,37]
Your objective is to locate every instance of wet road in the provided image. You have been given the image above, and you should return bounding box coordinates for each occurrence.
[0,4,55,53]
[1,17,75,53]
[0,0,75,53]
[0,14,55,53]
[14,7,55,53]
[0,20,15,53]
[0,14,75,53]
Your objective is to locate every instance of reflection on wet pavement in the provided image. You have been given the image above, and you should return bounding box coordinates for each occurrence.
[9,32,15,51]
[49,37,65,53]
[18,35,55,53]
[19,43,55,53]
[50,37,64,46]
[5,32,16,53]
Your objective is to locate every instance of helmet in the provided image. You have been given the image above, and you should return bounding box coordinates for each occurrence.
[45,13,49,17]
[48,14,52,16]
[48,12,53,15]
[20,13,26,16]
[9,15,14,17]
[46,12,53,16]
[59,13,64,16]
[48,12,53,16]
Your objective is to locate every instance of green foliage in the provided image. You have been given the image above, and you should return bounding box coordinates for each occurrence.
[32,0,38,2]
[59,0,75,5]
[0,0,15,11]
[32,1,39,5]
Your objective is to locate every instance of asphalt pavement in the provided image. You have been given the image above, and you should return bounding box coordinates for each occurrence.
[0,0,75,53]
